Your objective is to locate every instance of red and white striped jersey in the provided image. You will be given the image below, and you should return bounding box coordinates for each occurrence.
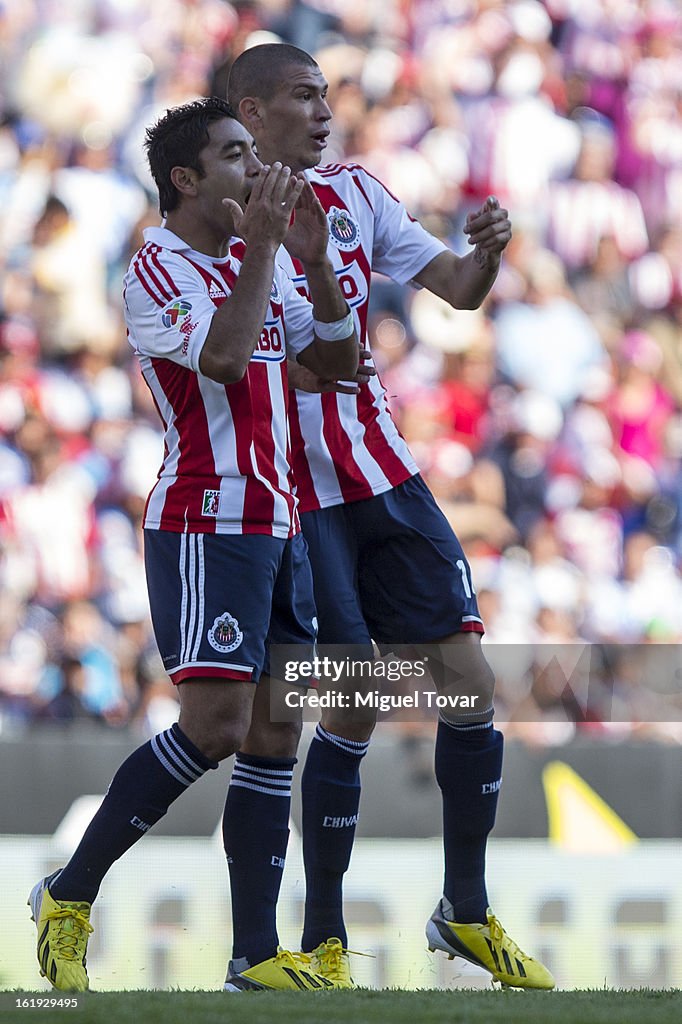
[123,226,315,538]
[278,163,447,512]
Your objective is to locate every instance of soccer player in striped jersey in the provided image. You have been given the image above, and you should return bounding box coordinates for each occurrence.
[228,46,555,990]
[28,96,359,994]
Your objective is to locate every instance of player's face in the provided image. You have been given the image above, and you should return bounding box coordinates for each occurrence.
[194,118,262,231]
[256,65,332,172]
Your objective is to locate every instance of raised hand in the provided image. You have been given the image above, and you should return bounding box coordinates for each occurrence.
[283,179,330,265]
[464,196,512,268]
[223,162,304,248]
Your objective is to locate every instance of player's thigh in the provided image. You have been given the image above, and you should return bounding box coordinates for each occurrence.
[355,475,484,646]
[246,533,318,753]
[299,506,373,648]
[143,529,283,686]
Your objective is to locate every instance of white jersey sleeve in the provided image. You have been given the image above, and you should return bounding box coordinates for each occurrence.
[123,249,217,373]
[349,165,448,286]
[275,262,315,356]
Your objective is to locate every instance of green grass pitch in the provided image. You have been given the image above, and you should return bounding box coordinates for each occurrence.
[3,989,681,1024]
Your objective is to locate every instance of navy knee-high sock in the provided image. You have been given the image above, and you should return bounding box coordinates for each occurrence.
[301,725,369,951]
[435,717,504,923]
[223,753,295,966]
[50,724,217,903]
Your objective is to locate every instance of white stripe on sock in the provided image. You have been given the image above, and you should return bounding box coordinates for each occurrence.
[229,780,292,797]
[233,762,294,777]
[163,728,205,778]
[151,734,193,786]
[315,724,369,756]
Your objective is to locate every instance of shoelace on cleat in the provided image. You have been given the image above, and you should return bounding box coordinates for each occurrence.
[487,915,529,964]
[316,942,373,982]
[275,949,317,972]
[45,907,93,961]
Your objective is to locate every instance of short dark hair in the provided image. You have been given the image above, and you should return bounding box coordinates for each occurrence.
[228,43,319,111]
[145,96,237,216]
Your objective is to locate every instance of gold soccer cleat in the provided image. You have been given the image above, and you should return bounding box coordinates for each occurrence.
[224,947,335,991]
[426,899,555,990]
[28,872,93,992]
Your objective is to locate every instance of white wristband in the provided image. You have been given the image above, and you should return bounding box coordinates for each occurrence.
[313,310,354,342]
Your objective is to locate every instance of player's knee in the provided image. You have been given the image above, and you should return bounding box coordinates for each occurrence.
[320,710,376,744]
[439,657,496,727]
[243,717,302,758]
[181,712,252,763]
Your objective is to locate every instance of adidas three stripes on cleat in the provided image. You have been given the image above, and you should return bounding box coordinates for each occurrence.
[224,948,335,991]
[426,898,555,989]
[28,872,93,992]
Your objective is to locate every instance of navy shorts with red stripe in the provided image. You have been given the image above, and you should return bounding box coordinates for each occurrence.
[300,473,483,648]
[144,530,317,683]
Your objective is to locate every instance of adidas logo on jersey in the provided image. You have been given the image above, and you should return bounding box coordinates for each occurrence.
[209,280,226,299]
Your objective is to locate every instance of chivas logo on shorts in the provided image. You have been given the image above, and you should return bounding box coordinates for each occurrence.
[202,489,220,517]
[162,299,192,328]
[207,612,243,653]
[327,207,359,251]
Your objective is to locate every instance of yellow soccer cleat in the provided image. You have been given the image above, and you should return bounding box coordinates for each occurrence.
[28,872,93,992]
[426,899,555,990]
[308,937,355,989]
[224,947,335,991]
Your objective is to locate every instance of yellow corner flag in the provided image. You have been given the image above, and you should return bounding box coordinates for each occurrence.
[542,761,638,852]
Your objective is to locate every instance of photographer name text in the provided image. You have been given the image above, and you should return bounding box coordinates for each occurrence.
[284,690,480,711]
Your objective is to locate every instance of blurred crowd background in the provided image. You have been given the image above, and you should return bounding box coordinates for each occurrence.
[1,0,682,740]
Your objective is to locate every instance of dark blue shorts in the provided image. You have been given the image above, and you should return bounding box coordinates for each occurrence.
[300,474,483,648]
[143,531,317,684]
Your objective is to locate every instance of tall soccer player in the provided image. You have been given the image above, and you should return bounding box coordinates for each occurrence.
[228,45,555,990]
[27,97,358,993]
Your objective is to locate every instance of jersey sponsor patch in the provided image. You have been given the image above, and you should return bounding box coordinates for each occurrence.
[202,489,221,516]
[162,299,193,328]
[327,206,360,251]
[251,318,286,363]
[207,612,243,653]
[292,260,368,309]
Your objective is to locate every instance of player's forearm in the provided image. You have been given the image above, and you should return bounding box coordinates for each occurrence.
[446,249,501,309]
[302,333,359,380]
[298,256,358,378]
[199,242,278,383]
[413,248,501,311]
[300,256,349,323]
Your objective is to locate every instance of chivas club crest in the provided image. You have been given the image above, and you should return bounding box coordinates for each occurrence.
[207,612,243,654]
[327,207,359,251]
[270,278,281,304]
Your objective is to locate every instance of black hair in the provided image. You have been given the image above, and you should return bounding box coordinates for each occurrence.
[228,43,319,111]
[144,96,237,216]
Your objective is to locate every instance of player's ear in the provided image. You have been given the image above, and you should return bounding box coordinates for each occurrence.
[170,166,199,198]
[239,97,263,133]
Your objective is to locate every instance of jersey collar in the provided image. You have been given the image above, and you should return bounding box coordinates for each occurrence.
[143,225,194,252]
